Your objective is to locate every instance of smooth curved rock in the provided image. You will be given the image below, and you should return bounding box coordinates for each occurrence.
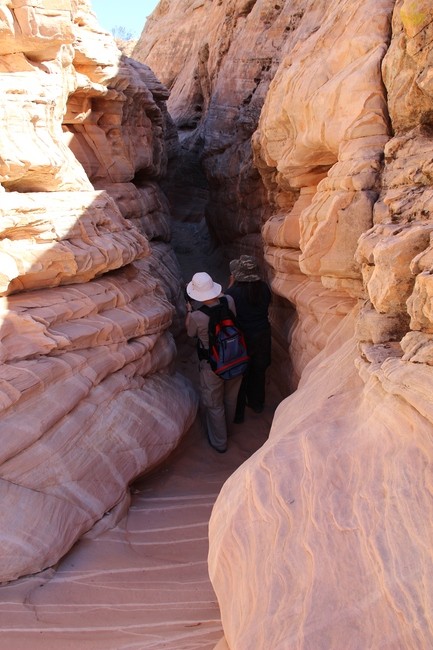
[207,0,433,647]
[0,0,197,582]
[1,370,197,582]
[210,311,433,649]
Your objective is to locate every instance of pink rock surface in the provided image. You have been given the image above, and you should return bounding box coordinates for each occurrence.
[138,0,433,647]
[0,382,273,649]
[207,1,433,645]
[210,310,433,649]
[0,1,198,584]
[3,0,433,647]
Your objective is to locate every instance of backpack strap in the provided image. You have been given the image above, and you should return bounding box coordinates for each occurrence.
[197,297,227,360]
[199,296,227,316]
[199,304,212,317]
[199,296,236,320]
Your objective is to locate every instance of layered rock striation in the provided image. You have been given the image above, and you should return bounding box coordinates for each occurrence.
[3,0,433,646]
[0,0,197,583]
[134,0,296,243]
[137,0,433,647]
[135,0,308,394]
[214,1,433,647]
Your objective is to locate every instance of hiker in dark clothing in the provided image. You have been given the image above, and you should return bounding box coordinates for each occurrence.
[225,255,272,423]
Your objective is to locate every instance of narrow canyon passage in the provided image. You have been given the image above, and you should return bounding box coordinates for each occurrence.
[0,402,274,650]
[0,221,279,649]
[1,0,433,645]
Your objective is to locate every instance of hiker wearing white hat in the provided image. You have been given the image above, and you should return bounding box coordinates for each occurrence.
[185,272,243,453]
[186,272,222,302]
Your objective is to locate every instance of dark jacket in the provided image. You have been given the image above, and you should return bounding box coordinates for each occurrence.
[225,281,271,339]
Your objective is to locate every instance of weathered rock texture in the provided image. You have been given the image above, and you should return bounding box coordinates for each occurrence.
[0,402,274,649]
[220,1,433,647]
[134,0,303,395]
[0,0,197,583]
[137,0,433,647]
[134,0,287,242]
[3,0,433,646]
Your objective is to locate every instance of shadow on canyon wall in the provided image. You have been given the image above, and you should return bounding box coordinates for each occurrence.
[0,194,281,648]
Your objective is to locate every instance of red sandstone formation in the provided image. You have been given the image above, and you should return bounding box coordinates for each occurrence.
[2,0,433,648]
[0,0,197,583]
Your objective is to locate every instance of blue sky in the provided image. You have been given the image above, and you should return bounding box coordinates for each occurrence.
[90,0,160,37]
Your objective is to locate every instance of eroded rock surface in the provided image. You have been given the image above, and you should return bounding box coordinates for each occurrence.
[3,0,433,647]
[0,0,196,583]
[207,0,433,647]
[136,0,433,647]
[134,0,296,245]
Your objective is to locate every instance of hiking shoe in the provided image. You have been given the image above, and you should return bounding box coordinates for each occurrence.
[207,433,227,453]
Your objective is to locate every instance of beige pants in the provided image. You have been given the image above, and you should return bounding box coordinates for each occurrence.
[199,360,242,450]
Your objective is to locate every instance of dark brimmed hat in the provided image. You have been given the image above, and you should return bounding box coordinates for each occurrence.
[229,259,239,274]
[230,255,260,282]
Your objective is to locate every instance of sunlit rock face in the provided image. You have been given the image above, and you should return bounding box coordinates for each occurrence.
[0,0,197,583]
[256,0,394,379]
[206,0,433,648]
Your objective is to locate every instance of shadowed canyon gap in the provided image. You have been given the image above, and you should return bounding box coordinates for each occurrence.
[0,0,433,649]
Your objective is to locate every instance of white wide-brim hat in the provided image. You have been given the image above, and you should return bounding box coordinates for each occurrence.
[187,272,222,301]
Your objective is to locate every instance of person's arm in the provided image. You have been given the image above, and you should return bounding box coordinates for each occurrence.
[186,306,198,338]
[227,273,235,288]
[185,302,192,327]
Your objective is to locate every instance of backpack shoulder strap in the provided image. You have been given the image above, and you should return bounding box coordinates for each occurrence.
[218,295,238,325]
[199,297,226,318]
[199,303,212,317]
[199,297,237,329]
[197,300,220,355]
[203,296,232,317]
[200,299,224,345]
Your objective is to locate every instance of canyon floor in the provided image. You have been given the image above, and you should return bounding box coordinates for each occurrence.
[0,222,279,649]
[0,333,276,650]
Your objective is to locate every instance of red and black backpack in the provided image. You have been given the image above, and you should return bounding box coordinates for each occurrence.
[198,296,249,380]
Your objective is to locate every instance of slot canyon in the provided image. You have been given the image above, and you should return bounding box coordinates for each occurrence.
[0,0,433,648]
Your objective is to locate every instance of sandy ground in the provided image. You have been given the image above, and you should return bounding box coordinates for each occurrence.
[0,224,278,649]
[0,334,276,650]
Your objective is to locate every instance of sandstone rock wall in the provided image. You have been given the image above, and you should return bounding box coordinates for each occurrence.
[256,0,394,377]
[135,0,433,646]
[207,0,433,647]
[0,0,197,583]
[134,0,301,244]
[3,0,433,645]
[135,0,306,393]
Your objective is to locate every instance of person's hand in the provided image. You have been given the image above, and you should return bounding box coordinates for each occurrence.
[227,274,235,288]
